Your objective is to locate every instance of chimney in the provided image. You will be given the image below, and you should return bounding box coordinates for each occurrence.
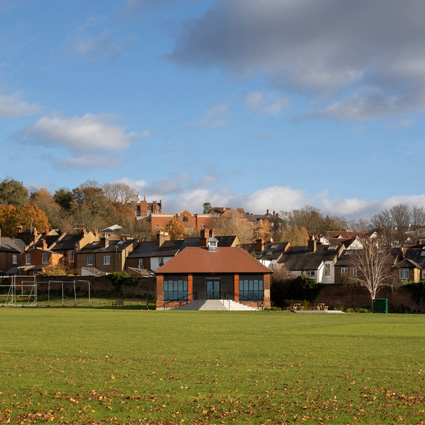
[101,236,109,248]
[94,228,98,236]
[200,229,207,247]
[157,231,169,247]
[308,235,317,252]
[256,238,264,252]
[266,209,269,216]
[41,238,47,250]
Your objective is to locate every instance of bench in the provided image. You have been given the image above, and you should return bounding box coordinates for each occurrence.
[112,300,124,307]
[311,303,328,311]
[287,303,304,311]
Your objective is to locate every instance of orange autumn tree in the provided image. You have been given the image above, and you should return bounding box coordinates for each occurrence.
[0,203,50,237]
[165,219,191,240]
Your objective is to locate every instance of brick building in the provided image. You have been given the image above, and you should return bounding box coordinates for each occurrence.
[155,240,272,310]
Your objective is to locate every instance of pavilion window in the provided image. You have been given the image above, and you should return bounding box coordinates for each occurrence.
[239,276,263,301]
[164,277,188,301]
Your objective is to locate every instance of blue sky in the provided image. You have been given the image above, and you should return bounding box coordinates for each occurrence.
[1,0,425,218]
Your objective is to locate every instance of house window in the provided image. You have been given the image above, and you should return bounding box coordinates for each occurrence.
[158,258,164,267]
[104,255,110,265]
[324,264,331,276]
[12,254,17,264]
[68,250,74,263]
[138,259,143,269]
[183,215,188,222]
[399,268,409,280]
[87,255,93,266]
[422,269,425,280]
[307,270,316,278]
[350,267,357,277]
[341,267,348,276]
[164,277,188,301]
[239,277,264,301]
[42,253,48,264]
[26,254,31,265]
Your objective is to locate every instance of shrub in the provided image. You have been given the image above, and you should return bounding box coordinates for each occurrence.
[107,272,138,292]
[288,275,324,302]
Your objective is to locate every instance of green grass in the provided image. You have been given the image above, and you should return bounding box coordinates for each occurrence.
[0,310,424,424]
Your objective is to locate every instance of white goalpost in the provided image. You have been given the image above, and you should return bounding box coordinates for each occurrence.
[0,276,37,307]
[46,280,92,307]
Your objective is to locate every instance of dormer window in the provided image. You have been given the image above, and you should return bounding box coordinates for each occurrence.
[207,237,218,252]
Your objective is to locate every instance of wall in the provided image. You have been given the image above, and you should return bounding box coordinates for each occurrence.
[13,275,156,298]
[313,283,425,312]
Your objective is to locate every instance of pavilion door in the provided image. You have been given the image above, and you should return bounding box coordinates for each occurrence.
[207,280,220,299]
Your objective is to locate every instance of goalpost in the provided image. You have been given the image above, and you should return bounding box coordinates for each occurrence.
[0,276,37,307]
[46,280,92,307]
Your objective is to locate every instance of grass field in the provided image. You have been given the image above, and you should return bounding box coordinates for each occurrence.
[0,309,424,424]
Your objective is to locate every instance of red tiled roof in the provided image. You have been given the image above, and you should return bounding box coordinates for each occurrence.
[155,247,272,274]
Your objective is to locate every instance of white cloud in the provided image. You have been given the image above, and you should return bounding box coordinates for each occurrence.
[24,113,146,154]
[233,186,307,214]
[57,155,122,169]
[0,92,40,118]
[61,19,135,63]
[189,103,230,128]
[169,0,425,120]
[244,91,290,115]
[116,177,425,219]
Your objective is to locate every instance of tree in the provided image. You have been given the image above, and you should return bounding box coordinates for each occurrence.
[372,204,411,246]
[103,182,139,205]
[0,203,50,237]
[30,188,73,232]
[124,218,153,241]
[253,220,272,241]
[411,206,425,240]
[53,188,74,212]
[0,178,28,206]
[347,239,398,309]
[203,202,212,213]
[165,219,191,240]
[274,225,309,246]
[208,215,253,244]
[72,181,113,230]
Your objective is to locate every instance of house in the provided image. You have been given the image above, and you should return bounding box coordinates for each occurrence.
[256,240,290,268]
[100,225,130,240]
[50,229,99,272]
[0,233,26,275]
[155,238,272,310]
[133,230,240,273]
[393,246,425,282]
[76,237,137,275]
[127,240,159,274]
[135,197,162,218]
[334,247,402,284]
[278,237,344,284]
[22,238,64,276]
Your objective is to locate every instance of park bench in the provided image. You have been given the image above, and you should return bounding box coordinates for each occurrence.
[311,303,328,311]
[112,300,124,307]
[287,303,304,311]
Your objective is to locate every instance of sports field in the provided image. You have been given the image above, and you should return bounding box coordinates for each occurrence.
[0,309,424,424]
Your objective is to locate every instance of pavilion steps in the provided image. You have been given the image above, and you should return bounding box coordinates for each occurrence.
[173,299,258,311]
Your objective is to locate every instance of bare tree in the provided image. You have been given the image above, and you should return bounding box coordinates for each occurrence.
[390,204,410,245]
[348,239,399,309]
[411,206,425,241]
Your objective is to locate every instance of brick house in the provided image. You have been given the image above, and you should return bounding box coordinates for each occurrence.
[77,237,137,274]
[50,230,99,272]
[0,233,25,274]
[155,239,272,310]
[22,238,64,276]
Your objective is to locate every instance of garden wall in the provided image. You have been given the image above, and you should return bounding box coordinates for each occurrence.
[13,276,157,298]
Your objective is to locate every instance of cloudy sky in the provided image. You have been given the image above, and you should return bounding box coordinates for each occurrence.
[2,0,425,218]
